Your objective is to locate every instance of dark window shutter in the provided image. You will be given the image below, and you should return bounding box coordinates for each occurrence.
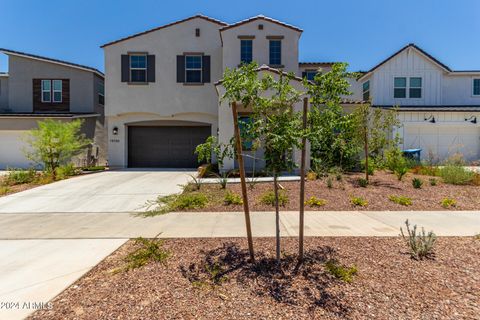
[147,55,155,82]
[121,55,129,82]
[202,55,210,83]
[176,55,185,83]
[302,72,306,79]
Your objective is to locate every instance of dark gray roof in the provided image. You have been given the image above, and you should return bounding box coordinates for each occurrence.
[0,48,104,77]
[0,112,100,118]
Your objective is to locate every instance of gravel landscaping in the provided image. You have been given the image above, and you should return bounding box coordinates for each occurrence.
[168,171,480,212]
[30,237,479,320]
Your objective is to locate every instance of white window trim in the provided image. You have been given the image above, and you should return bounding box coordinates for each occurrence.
[472,78,480,97]
[185,55,203,83]
[362,80,370,100]
[393,77,422,99]
[41,80,51,103]
[129,54,147,83]
[52,80,62,103]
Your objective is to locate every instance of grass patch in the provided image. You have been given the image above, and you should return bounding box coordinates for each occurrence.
[259,190,289,206]
[389,195,412,206]
[440,197,457,209]
[224,191,243,205]
[351,196,368,207]
[438,165,474,185]
[0,186,10,195]
[3,168,37,185]
[144,192,209,216]
[305,196,327,207]
[112,238,170,273]
[325,259,358,283]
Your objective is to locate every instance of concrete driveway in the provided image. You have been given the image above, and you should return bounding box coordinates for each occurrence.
[0,169,195,213]
[0,169,194,319]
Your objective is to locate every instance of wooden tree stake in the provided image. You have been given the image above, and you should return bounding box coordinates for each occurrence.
[298,97,308,262]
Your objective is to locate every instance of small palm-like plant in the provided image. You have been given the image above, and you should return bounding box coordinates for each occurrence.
[400,219,436,260]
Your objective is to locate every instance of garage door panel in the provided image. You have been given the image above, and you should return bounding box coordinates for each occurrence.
[128,126,211,168]
[0,131,32,169]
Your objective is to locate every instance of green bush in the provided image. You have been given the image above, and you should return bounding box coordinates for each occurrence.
[305,196,327,207]
[144,192,208,216]
[4,168,37,185]
[400,219,436,260]
[259,190,288,206]
[351,196,368,207]
[429,178,437,186]
[113,237,170,273]
[389,195,412,206]
[412,178,423,189]
[440,197,456,209]
[394,166,408,181]
[438,165,474,185]
[55,164,78,180]
[325,259,358,283]
[224,191,243,205]
[361,159,375,175]
[0,186,10,195]
[326,177,333,188]
[358,178,368,188]
[82,166,106,172]
[385,147,405,172]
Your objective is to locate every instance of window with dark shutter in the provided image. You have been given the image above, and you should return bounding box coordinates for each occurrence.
[121,55,129,82]
[147,55,155,82]
[177,55,185,83]
[202,56,210,83]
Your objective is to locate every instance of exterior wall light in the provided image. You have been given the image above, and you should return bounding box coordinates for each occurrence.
[424,115,435,123]
[112,126,119,135]
[465,116,477,124]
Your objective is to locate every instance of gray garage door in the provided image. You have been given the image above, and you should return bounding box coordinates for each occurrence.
[128,126,211,168]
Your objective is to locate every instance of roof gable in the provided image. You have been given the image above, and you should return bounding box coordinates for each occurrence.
[359,44,451,80]
[101,14,227,48]
[219,15,302,33]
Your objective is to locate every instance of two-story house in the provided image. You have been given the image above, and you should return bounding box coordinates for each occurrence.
[358,44,480,162]
[0,49,106,169]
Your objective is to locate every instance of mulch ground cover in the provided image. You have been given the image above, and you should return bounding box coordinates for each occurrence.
[30,237,480,320]
[187,171,480,211]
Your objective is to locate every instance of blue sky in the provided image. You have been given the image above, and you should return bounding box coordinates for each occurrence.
[1,0,479,72]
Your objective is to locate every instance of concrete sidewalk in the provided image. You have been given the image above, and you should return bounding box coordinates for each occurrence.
[1,211,479,239]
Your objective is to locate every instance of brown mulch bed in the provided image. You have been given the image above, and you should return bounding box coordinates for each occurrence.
[190,171,480,211]
[30,237,480,320]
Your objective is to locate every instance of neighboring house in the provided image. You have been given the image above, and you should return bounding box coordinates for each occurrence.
[0,49,106,169]
[102,14,479,170]
[359,44,480,162]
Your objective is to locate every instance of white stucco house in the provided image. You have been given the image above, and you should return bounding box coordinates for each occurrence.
[102,14,480,169]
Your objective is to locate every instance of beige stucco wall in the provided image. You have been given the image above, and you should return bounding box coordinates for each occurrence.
[7,55,96,113]
[221,20,301,75]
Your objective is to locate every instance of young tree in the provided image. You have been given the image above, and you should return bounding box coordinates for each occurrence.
[305,63,360,172]
[195,136,234,170]
[252,72,303,264]
[220,62,264,262]
[23,119,91,179]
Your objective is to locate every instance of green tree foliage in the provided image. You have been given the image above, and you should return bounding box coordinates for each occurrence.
[23,119,91,176]
[305,63,360,172]
[195,136,234,169]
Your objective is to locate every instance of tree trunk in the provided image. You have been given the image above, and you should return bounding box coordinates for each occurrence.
[298,97,307,263]
[231,101,255,262]
[274,173,280,264]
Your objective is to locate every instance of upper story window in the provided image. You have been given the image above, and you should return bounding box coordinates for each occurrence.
[240,40,253,64]
[130,54,147,83]
[41,80,62,103]
[98,81,105,105]
[304,70,317,81]
[362,80,370,101]
[238,115,253,150]
[473,79,480,96]
[269,40,282,66]
[394,77,407,98]
[185,55,202,83]
[41,80,51,102]
[409,77,422,98]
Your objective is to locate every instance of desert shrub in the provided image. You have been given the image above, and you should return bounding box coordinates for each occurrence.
[306,171,318,181]
[429,178,437,186]
[0,186,10,195]
[412,178,423,189]
[389,195,412,206]
[188,174,202,190]
[412,165,439,176]
[400,219,436,260]
[385,147,405,172]
[113,237,170,273]
[259,190,288,206]
[472,173,480,186]
[173,193,208,210]
[440,197,456,209]
[4,168,37,185]
[358,178,368,188]
[326,177,333,188]
[336,173,342,181]
[33,172,54,185]
[305,196,327,207]
[361,159,375,175]
[351,196,367,207]
[144,193,208,216]
[81,165,106,172]
[55,164,78,180]
[325,259,358,283]
[438,165,474,185]
[394,165,408,181]
[224,191,243,205]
